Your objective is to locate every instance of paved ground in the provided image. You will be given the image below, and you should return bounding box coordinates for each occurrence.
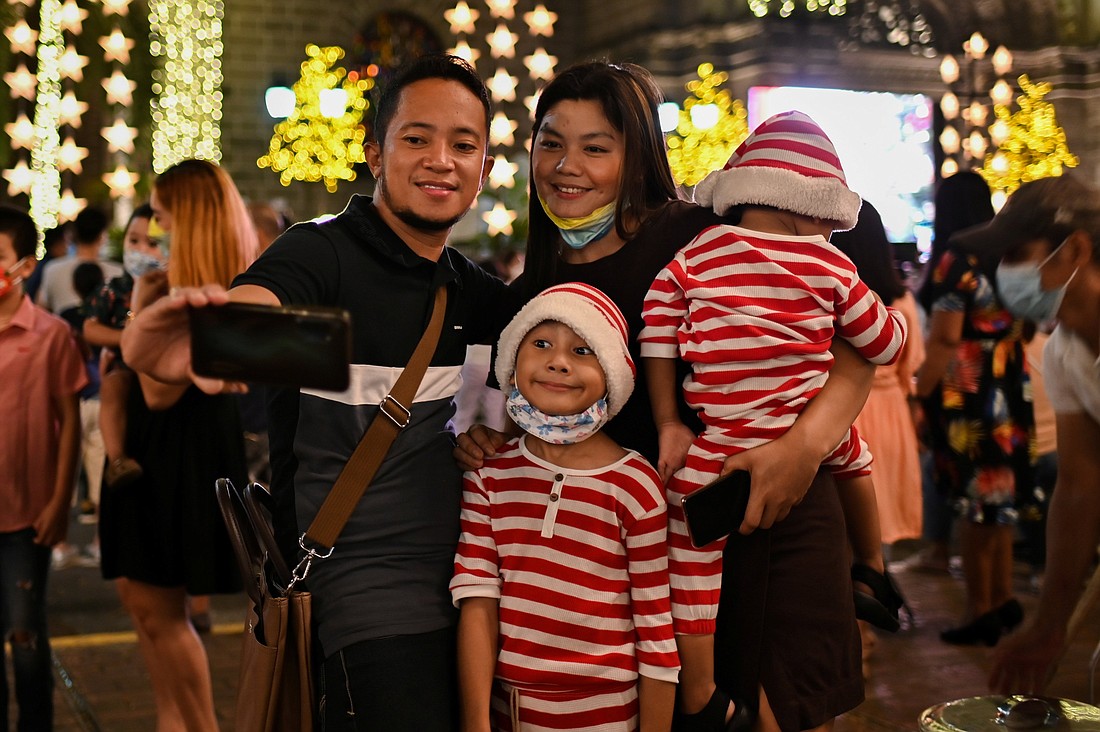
[11,519,1100,731]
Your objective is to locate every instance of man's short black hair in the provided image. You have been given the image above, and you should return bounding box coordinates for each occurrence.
[0,205,38,260]
[72,261,105,300]
[372,54,492,147]
[74,206,109,245]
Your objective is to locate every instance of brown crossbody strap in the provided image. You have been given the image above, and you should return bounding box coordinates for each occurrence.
[301,285,447,553]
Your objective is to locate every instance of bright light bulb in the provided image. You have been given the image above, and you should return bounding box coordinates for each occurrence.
[265,86,295,118]
[940,92,959,120]
[991,79,1013,106]
[966,32,988,60]
[690,103,720,130]
[939,126,961,154]
[941,159,959,177]
[658,102,680,133]
[319,88,348,118]
[968,101,988,128]
[939,55,959,84]
[990,119,1010,146]
[968,130,987,158]
[992,46,1013,76]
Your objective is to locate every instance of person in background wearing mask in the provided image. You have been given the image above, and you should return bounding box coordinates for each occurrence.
[84,204,167,490]
[982,175,1100,694]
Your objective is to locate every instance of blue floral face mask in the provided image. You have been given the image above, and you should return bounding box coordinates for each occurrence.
[505,386,609,444]
[124,249,167,278]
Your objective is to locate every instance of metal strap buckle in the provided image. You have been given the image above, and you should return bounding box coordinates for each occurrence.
[287,535,335,592]
[379,394,411,429]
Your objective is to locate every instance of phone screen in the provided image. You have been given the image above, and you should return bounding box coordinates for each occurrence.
[681,470,752,548]
[190,303,352,391]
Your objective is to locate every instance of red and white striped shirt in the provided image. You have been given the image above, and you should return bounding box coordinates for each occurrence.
[640,226,907,634]
[451,438,680,706]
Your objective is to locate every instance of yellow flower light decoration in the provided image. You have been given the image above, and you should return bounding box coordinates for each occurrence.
[665,63,750,187]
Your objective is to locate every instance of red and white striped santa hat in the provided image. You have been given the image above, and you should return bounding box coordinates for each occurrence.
[495,282,635,419]
[693,110,862,230]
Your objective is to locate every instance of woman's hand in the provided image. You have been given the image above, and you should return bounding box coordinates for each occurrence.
[656,420,694,484]
[130,269,169,313]
[454,424,509,471]
[720,432,819,534]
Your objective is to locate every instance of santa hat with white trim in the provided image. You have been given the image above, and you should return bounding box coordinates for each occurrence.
[693,110,862,230]
[495,282,635,419]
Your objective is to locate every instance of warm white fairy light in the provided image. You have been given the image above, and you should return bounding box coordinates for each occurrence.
[58,46,89,81]
[58,0,88,33]
[523,4,557,35]
[444,1,479,34]
[58,91,88,127]
[489,111,518,146]
[487,68,518,102]
[3,161,34,197]
[5,64,37,100]
[102,69,137,106]
[100,28,134,64]
[30,0,63,233]
[486,0,517,19]
[100,0,131,16]
[5,113,36,149]
[449,39,480,65]
[103,165,140,198]
[487,23,519,58]
[5,20,38,55]
[523,48,556,81]
[102,119,139,154]
[149,0,225,171]
[57,137,88,174]
[482,201,517,236]
[488,154,519,188]
[57,189,86,222]
[524,91,540,117]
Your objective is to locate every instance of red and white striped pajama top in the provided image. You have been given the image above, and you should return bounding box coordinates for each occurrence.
[451,438,680,731]
[639,225,907,634]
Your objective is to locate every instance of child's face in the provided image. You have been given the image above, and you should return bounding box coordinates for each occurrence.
[514,321,607,416]
[124,216,164,259]
[0,232,33,302]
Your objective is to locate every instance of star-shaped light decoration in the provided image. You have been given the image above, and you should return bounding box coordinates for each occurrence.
[489,111,519,146]
[57,137,89,174]
[524,48,557,81]
[59,0,89,33]
[103,165,140,199]
[7,0,35,6]
[444,1,479,34]
[487,68,518,102]
[4,113,35,149]
[524,91,541,117]
[485,0,516,19]
[100,0,131,16]
[449,39,480,65]
[483,201,517,237]
[487,23,519,59]
[58,189,87,222]
[102,70,137,107]
[100,29,134,64]
[488,155,519,188]
[5,20,38,56]
[59,91,89,128]
[524,4,558,36]
[59,46,89,82]
[102,119,139,153]
[4,64,36,100]
[2,160,34,197]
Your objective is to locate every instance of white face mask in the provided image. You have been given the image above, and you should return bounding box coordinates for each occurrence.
[996,238,1078,323]
[505,386,609,444]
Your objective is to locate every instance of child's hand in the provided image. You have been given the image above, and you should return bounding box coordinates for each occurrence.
[454,424,510,471]
[656,421,694,483]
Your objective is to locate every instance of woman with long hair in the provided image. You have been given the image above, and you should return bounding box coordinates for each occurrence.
[99,159,257,731]
[458,61,876,732]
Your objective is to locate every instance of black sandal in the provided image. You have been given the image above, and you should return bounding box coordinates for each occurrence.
[673,687,755,732]
[851,564,910,633]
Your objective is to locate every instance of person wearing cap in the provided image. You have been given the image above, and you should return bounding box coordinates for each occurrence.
[641,110,907,732]
[451,283,679,731]
[974,174,1100,694]
[914,173,1035,648]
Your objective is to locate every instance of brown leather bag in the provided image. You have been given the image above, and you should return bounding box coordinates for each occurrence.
[216,287,447,731]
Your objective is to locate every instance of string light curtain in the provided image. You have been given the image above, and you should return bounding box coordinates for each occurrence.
[29,0,63,237]
[3,3,38,206]
[57,0,89,221]
[148,0,224,172]
[100,0,140,202]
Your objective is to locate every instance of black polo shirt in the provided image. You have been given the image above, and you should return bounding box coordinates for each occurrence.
[234,194,511,655]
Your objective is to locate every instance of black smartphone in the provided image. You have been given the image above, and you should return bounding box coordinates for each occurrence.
[681,470,752,548]
[190,302,352,391]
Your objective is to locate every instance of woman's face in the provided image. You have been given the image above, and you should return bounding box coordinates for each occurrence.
[124,216,164,259]
[531,99,624,220]
[150,190,173,233]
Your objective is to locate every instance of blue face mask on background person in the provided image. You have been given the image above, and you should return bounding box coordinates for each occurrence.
[124,249,167,278]
[506,386,609,444]
[996,239,1078,323]
[538,195,617,250]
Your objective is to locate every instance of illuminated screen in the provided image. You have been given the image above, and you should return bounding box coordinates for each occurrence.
[748,86,934,250]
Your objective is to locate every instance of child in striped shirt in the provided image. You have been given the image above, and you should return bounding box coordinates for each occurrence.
[639,111,908,731]
[451,283,680,732]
